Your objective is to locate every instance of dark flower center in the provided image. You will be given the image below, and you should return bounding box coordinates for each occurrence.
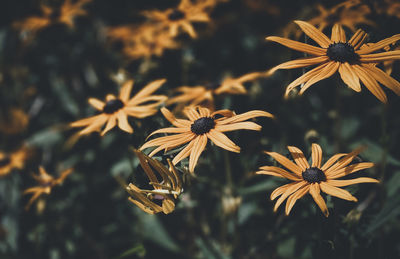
[326,42,359,63]
[102,99,124,114]
[191,117,215,135]
[302,167,326,183]
[0,157,10,167]
[168,9,185,21]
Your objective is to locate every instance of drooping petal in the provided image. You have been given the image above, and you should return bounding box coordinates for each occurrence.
[284,63,327,97]
[299,61,340,95]
[361,64,400,95]
[116,111,133,133]
[101,115,117,135]
[339,63,361,92]
[285,185,310,215]
[270,182,297,200]
[160,107,192,127]
[207,130,240,153]
[188,134,208,173]
[294,20,332,48]
[263,151,302,175]
[172,139,196,165]
[319,182,357,201]
[352,65,388,103]
[309,183,329,217]
[273,181,308,212]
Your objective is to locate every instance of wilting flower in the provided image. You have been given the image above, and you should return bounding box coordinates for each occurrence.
[267,21,400,102]
[256,144,378,217]
[126,149,182,214]
[141,106,273,173]
[0,108,29,135]
[142,0,212,38]
[166,71,269,109]
[13,0,91,41]
[70,79,167,136]
[23,167,73,210]
[0,147,30,177]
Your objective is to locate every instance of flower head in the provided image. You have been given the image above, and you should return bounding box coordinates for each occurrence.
[142,0,212,38]
[126,150,182,214]
[23,167,73,210]
[267,21,400,102]
[141,106,273,173]
[70,79,167,136]
[0,147,30,177]
[13,0,91,42]
[256,144,379,217]
[107,24,179,59]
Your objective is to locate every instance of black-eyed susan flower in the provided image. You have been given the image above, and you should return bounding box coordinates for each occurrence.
[267,21,400,102]
[309,1,374,33]
[126,149,182,214]
[166,71,269,110]
[141,106,273,173]
[0,147,30,177]
[256,144,378,217]
[23,167,73,210]
[142,0,212,39]
[13,0,91,41]
[70,79,167,136]
[107,24,179,59]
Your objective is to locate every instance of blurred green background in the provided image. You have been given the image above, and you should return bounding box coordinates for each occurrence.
[1,0,400,258]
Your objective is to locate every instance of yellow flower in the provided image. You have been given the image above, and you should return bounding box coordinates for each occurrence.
[126,150,182,214]
[0,147,30,177]
[23,167,73,210]
[256,144,379,217]
[70,79,167,136]
[13,0,91,41]
[142,0,212,38]
[107,24,179,59]
[267,21,400,102]
[141,106,273,173]
[166,71,269,110]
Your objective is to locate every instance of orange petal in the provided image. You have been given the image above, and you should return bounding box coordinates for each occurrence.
[266,36,326,56]
[263,151,302,175]
[294,20,331,48]
[311,143,322,168]
[319,182,357,201]
[309,183,329,217]
[287,146,310,171]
